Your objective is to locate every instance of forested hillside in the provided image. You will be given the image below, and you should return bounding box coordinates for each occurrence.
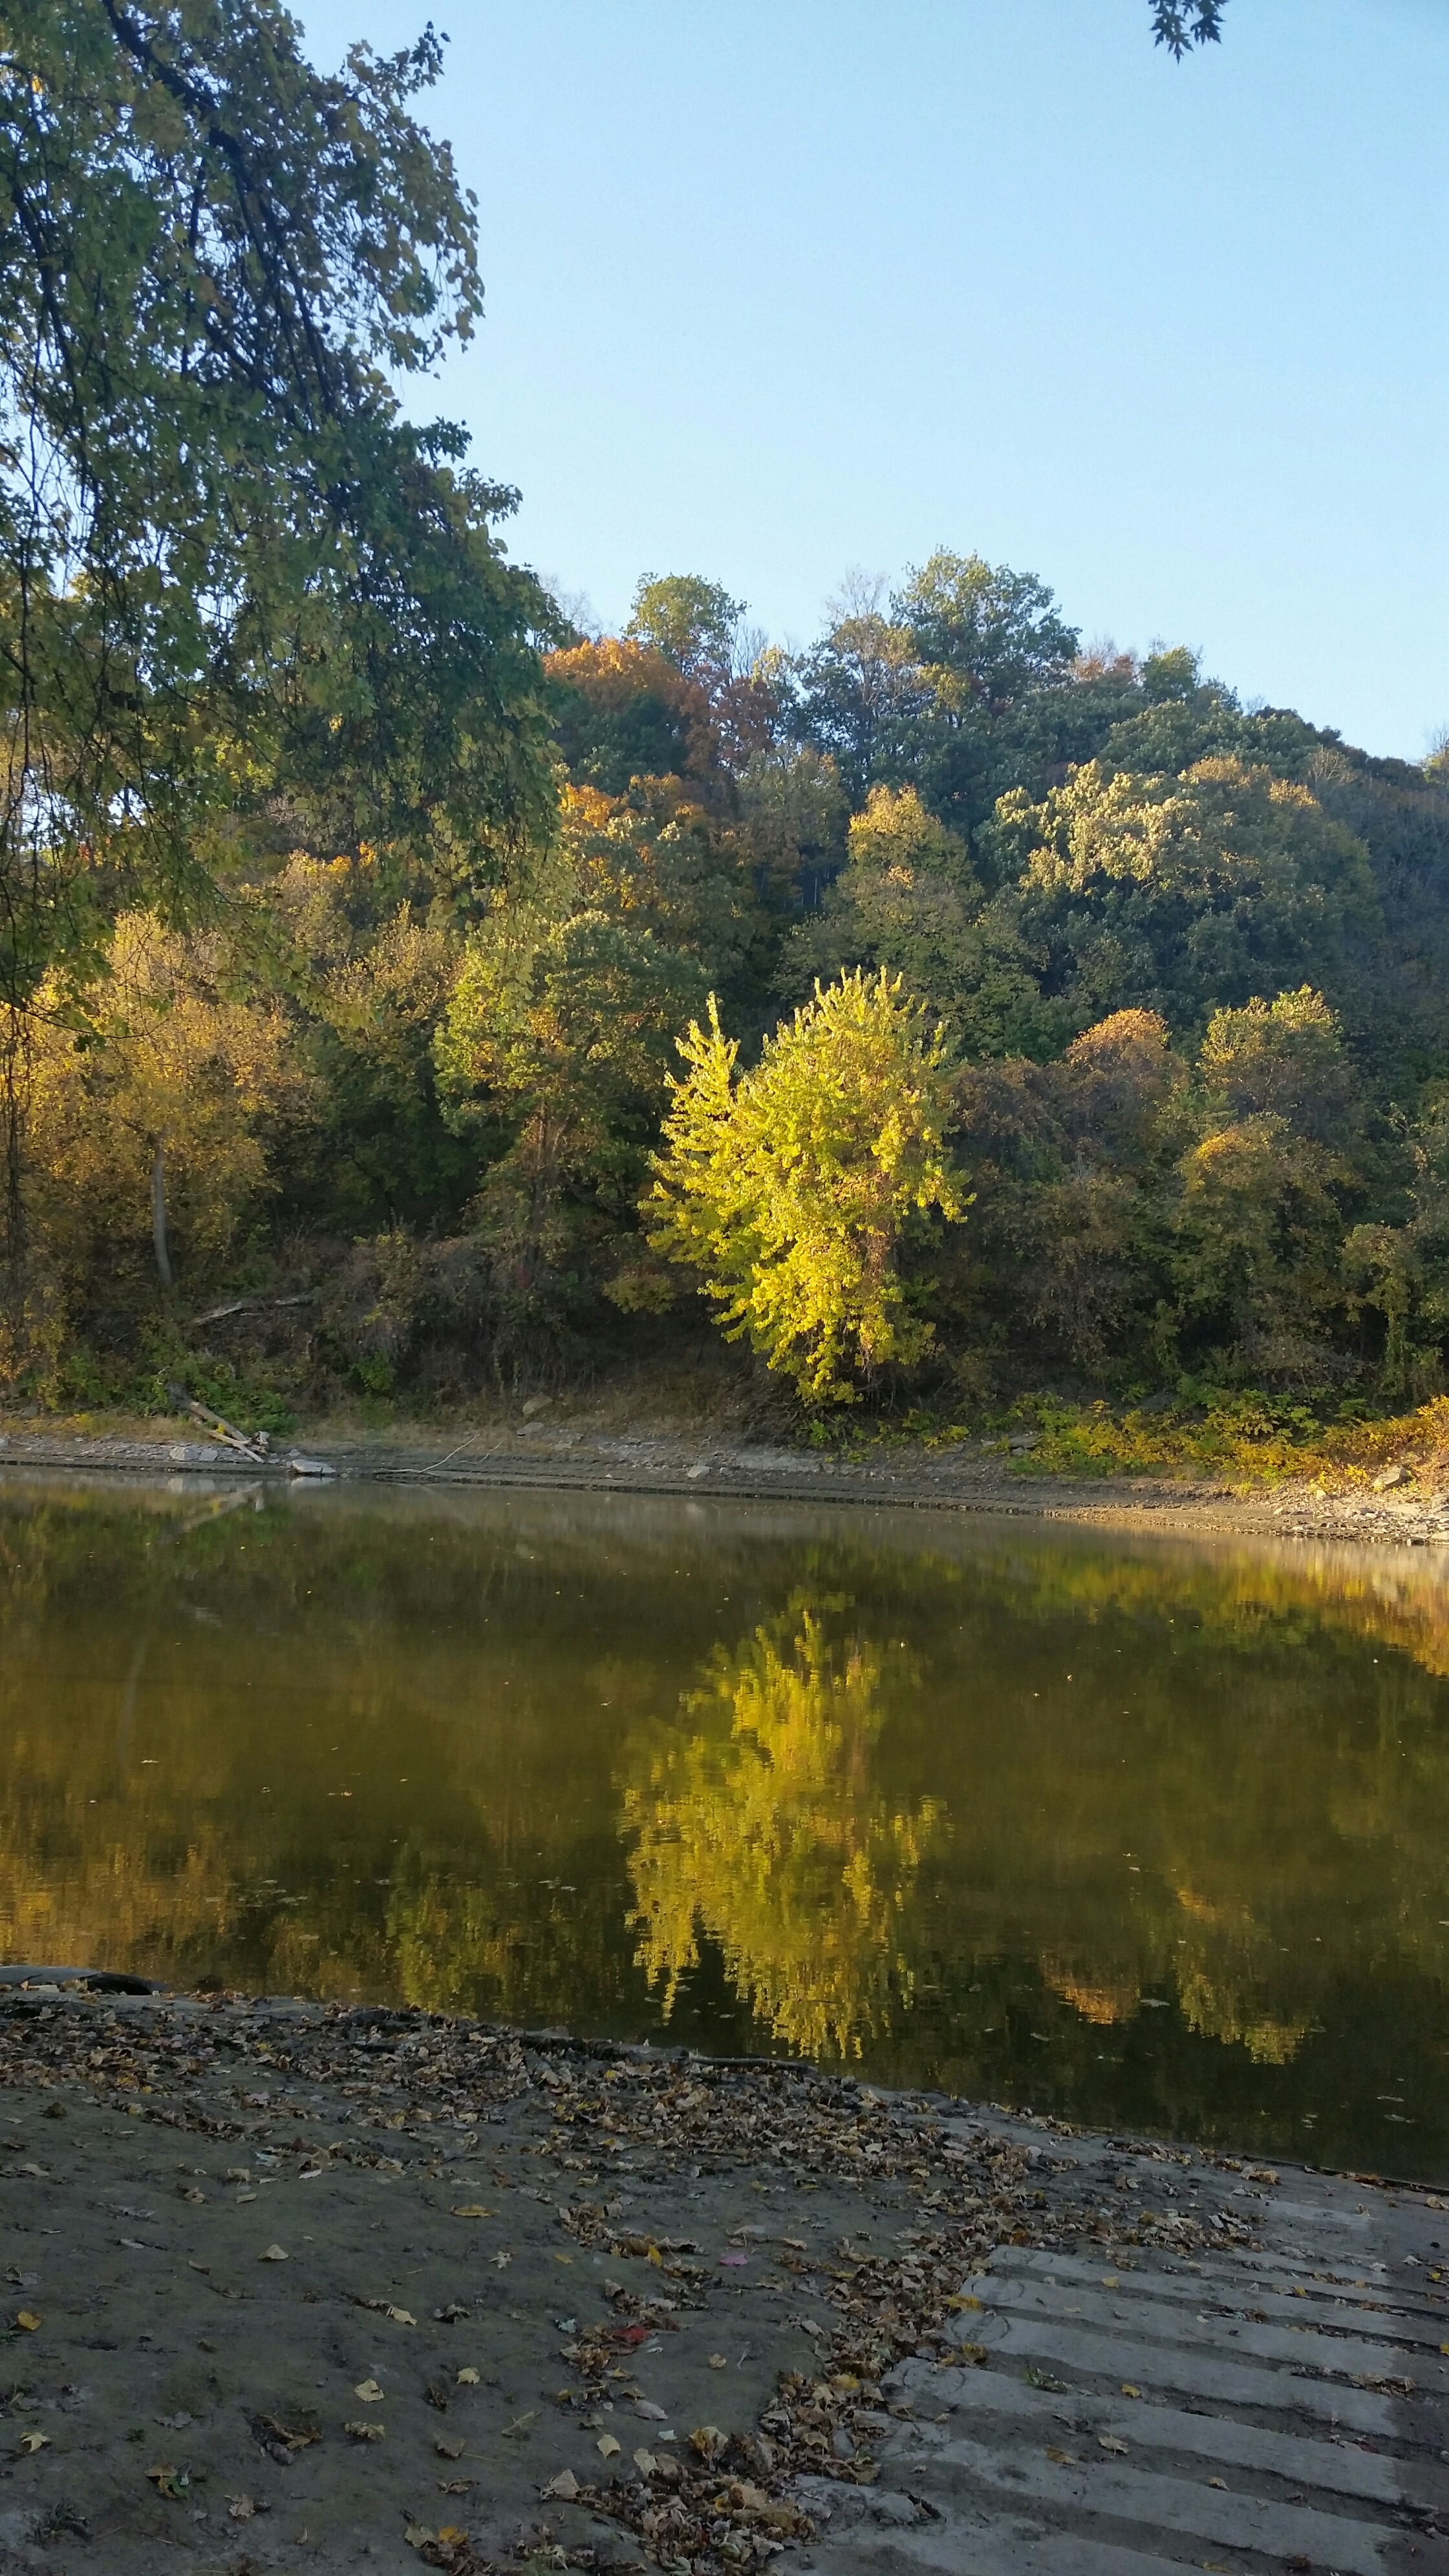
[8,550,1449,1432]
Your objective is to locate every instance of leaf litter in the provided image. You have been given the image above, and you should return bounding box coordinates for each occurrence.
[0,1982,1279,2575]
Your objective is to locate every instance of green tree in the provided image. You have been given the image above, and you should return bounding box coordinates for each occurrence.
[627,574,744,680]
[0,1,555,1149]
[646,969,964,1404]
[436,903,705,1338]
[1166,993,1366,1381]
[987,756,1379,1031]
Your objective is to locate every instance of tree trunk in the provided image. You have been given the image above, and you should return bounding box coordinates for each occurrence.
[151,1139,173,1287]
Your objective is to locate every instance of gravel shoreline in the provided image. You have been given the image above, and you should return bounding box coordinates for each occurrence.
[3,1422,1447,1553]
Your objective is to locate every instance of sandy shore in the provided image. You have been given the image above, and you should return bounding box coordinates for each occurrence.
[2,1417,1447,1553]
[2,1982,1440,2576]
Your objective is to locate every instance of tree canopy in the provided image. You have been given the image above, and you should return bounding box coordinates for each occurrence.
[0,1,555,1089]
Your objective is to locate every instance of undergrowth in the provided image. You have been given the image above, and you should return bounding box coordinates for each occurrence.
[907,1390,1449,1490]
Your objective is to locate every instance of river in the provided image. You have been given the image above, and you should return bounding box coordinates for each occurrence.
[2,1470,1446,2178]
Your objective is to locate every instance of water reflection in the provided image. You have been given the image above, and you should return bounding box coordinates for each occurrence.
[0,1474,1447,2174]
[625,1597,945,2057]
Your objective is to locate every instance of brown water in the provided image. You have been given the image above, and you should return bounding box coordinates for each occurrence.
[3,1470,1448,2177]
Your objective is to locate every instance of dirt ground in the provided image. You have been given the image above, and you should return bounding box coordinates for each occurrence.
[0,1981,1324,2576]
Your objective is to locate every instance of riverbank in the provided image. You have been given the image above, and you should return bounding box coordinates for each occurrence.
[0,1982,1444,2575]
[4,1408,1449,1552]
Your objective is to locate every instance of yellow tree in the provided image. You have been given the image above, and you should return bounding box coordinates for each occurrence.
[27,912,302,1289]
[646,969,964,1403]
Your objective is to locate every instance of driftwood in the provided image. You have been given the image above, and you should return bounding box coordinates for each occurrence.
[165,1382,269,1461]
[188,1292,317,1327]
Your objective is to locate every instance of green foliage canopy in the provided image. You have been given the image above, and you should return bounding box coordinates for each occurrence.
[0,0,555,1041]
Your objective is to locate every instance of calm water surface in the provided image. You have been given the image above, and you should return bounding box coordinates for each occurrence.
[2,1472,1448,2178]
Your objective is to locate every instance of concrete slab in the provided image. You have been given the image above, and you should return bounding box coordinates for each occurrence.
[810,2151,1449,2576]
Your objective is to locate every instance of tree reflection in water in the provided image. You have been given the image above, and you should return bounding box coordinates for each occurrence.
[624,1596,945,2058]
[4,1481,1449,2168]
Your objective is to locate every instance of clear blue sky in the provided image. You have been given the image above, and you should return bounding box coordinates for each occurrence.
[297,0,1448,760]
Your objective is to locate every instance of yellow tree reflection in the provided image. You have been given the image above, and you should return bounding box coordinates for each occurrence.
[623,1598,945,2058]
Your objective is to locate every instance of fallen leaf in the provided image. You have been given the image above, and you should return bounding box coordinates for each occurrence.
[947,2292,982,2312]
[957,2341,989,2366]
[493,2251,511,2270]
[14,2311,40,2332]
[455,2367,479,2387]
[544,2469,579,2501]
[435,2435,465,2459]
[258,2243,288,2262]
[553,2252,573,2265]
[1098,2433,1129,2455]
[404,2528,435,2549]
[1046,2446,1080,2465]
[1121,2382,1141,2398]
[718,2253,749,2267]
[178,2186,206,2204]
[1100,2275,1121,2290]
[707,2353,728,2369]
[596,2432,621,2458]
[345,2420,385,2442]
[634,2447,658,2474]
[187,2260,210,2276]
[1208,2475,1228,2489]
[16,2431,48,2454]
[438,2478,475,2495]
[384,2305,416,2324]
[436,2528,467,2548]
[352,2379,385,2403]
[634,2400,669,2420]
[451,2205,494,2219]
[235,2189,257,2204]
[252,2412,319,2453]
[226,2495,255,2520]
[146,2463,189,2498]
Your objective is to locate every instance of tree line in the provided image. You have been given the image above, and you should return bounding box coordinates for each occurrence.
[11,549,1449,1423]
[10,0,1443,1435]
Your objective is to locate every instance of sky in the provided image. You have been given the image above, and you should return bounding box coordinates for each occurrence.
[295,0,1449,760]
